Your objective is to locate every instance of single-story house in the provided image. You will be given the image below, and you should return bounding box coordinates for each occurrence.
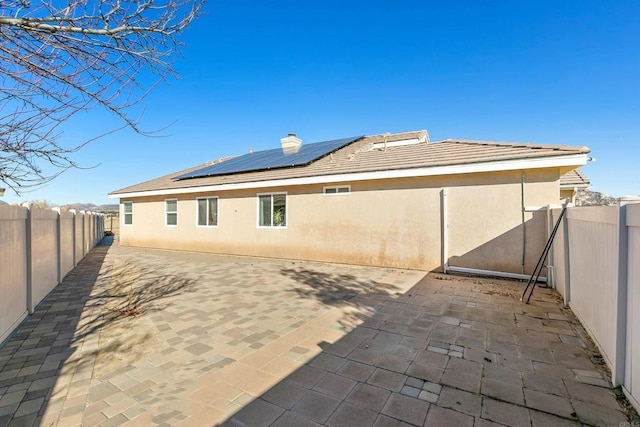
[560,168,590,203]
[109,130,590,275]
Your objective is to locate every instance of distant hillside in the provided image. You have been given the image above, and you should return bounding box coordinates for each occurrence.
[575,189,617,206]
[62,203,119,213]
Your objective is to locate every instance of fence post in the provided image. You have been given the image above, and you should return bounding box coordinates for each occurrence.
[80,210,86,256]
[69,209,77,266]
[21,203,34,314]
[623,199,640,402]
[52,208,62,285]
[614,202,632,386]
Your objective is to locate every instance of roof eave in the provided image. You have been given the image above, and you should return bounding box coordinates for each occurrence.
[561,183,591,189]
[434,139,591,153]
[108,153,589,199]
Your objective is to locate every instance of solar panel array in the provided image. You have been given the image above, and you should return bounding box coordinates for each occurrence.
[177,136,363,180]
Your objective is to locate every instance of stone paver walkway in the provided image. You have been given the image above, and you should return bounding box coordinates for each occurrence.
[0,238,634,426]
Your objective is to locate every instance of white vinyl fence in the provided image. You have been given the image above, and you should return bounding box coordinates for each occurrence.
[0,205,104,344]
[550,199,640,411]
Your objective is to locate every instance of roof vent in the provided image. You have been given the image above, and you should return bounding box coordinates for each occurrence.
[371,130,429,150]
[281,133,302,154]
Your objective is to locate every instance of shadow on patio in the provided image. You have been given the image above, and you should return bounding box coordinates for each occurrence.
[281,267,403,333]
[222,272,631,426]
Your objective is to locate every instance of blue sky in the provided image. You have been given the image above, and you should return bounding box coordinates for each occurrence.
[4,0,639,205]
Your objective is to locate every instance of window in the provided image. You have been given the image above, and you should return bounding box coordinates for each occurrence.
[123,201,133,225]
[197,197,218,226]
[324,185,351,195]
[165,199,177,226]
[258,193,286,227]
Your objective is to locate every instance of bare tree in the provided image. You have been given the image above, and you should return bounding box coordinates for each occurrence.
[0,0,204,193]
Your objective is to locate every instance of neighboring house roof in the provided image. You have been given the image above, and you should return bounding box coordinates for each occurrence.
[560,169,590,189]
[109,131,590,198]
[0,200,8,206]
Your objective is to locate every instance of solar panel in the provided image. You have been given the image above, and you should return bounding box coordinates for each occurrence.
[177,136,364,180]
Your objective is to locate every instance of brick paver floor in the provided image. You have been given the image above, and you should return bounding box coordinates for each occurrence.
[0,237,634,426]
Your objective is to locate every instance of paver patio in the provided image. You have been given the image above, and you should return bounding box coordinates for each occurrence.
[0,237,634,426]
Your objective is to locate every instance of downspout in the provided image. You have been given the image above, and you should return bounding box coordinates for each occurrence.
[521,171,526,275]
[441,188,448,273]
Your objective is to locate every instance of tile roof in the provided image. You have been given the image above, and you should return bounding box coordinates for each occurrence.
[560,169,590,188]
[110,131,590,196]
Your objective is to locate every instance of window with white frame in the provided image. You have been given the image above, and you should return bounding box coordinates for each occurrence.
[197,197,218,226]
[165,199,178,226]
[324,185,351,195]
[258,193,286,227]
[123,201,133,225]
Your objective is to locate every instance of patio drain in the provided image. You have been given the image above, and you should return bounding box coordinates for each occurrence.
[427,340,464,358]
[400,377,442,403]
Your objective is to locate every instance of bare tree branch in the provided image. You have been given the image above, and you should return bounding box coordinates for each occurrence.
[0,0,205,194]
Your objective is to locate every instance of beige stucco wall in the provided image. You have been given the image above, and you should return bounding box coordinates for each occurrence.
[120,181,441,270]
[118,168,560,273]
[560,188,576,204]
[447,169,557,273]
